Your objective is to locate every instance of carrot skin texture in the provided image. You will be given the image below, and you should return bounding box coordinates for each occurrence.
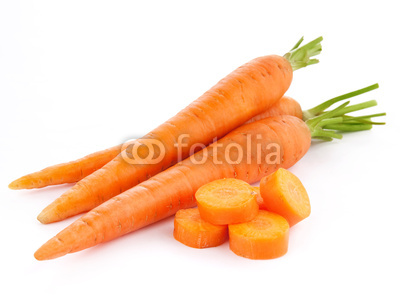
[260,168,311,226]
[245,96,302,124]
[34,115,310,260]
[173,208,228,248]
[37,55,293,223]
[229,211,290,260]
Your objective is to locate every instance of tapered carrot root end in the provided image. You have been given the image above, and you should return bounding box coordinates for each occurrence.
[8,173,52,190]
[8,177,31,190]
[34,237,71,261]
[37,188,91,224]
[37,209,59,224]
[35,218,97,260]
[8,180,21,190]
[37,195,70,224]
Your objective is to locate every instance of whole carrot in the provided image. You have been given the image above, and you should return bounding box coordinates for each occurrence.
[8,95,302,190]
[34,88,385,260]
[36,37,323,224]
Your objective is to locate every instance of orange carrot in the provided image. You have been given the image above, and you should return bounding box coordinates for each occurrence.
[195,178,258,225]
[9,95,302,190]
[36,37,323,224]
[34,115,311,260]
[173,208,228,248]
[228,211,290,259]
[260,168,311,226]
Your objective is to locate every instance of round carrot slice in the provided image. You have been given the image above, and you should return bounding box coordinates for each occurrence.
[229,211,289,259]
[195,178,259,225]
[173,208,228,248]
[260,168,311,226]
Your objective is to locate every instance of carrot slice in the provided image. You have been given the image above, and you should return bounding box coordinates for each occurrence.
[260,168,311,226]
[173,208,228,248]
[229,211,289,259]
[195,178,259,225]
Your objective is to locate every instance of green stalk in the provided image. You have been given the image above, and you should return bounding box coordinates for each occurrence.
[283,36,323,71]
[343,113,386,125]
[329,100,378,117]
[302,84,385,141]
[318,117,343,127]
[303,83,379,119]
[312,129,343,140]
[290,36,304,51]
[324,123,373,132]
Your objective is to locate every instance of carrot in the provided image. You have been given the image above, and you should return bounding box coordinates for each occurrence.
[173,208,228,248]
[34,85,385,260]
[8,95,302,190]
[195,178,259,225]
[36,37,323,224]
[34,114,312,260]
[260,168,310,226]
[228,211,290,259]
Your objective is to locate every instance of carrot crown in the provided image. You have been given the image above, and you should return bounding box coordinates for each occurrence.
[283,36,323,71]
[302,83,385,141]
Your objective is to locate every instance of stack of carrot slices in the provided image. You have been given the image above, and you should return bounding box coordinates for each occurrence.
[173,169,311,259]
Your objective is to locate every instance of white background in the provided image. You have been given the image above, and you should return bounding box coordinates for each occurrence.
[1,1,399,299]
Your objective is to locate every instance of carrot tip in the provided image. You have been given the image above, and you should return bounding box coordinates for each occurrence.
[8,180,22,190]
[34,239,69,261]
[34,250,46,261]
[37,210,54,224]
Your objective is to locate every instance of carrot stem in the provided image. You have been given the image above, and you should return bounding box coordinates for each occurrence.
[290,36,304,51]
[324,123,373,132]
[330,100,378,117]
[302,84,385,139]
[311,129,343,140]
[303,83,379,118]
[343,113,386,125]
[283,36,323,71]
[317,117,343,127]
[306,102,350,128]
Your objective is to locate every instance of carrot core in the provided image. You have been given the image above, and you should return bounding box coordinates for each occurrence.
[196,178,259,225]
